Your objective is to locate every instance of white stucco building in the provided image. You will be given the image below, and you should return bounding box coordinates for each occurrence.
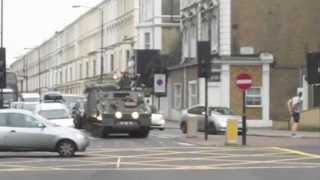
[11,0,181,97]
[11,0,140,94]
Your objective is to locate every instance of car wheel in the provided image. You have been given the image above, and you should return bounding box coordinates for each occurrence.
[159,128,165,131]
[181,122,187,134]
[130,129,149,138]
[208,122,218,135]
[57,140,77,157]
[139,129,150,138]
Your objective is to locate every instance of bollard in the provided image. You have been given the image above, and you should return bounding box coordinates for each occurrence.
[225,119,238,146]
[187,118,197,138]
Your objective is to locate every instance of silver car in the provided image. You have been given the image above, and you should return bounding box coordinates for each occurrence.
[0,109,90,157]
[180,105,242,134]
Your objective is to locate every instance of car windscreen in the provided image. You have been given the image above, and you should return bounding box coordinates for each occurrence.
[3,93,16,102]
[209,107,235,115]
[39,109,70,120]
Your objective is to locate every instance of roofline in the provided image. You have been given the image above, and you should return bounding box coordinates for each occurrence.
[168,55,274,71]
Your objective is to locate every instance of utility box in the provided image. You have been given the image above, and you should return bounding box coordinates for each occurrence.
[187,118,198,138]
[225,119,238,145]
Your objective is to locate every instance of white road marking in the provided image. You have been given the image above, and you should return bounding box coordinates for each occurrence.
[116,157,121,169]
[177,142,194,146]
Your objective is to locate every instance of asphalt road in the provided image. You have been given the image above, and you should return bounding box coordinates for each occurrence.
[0,126,319,180]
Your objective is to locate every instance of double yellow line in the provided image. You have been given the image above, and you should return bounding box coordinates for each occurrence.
[272,147,320,158]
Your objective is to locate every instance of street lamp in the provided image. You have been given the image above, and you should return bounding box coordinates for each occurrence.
[73,5,104,83]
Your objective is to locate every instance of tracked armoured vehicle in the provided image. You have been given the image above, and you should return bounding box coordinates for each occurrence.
[80,83,151,138]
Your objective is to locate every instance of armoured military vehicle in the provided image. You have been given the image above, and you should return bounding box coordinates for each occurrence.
[79,84,152,138]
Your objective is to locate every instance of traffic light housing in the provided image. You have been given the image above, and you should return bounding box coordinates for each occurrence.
[197,41,211,78]
[306,52,320,84]
[135,49,161,87]
[0,48,6,89]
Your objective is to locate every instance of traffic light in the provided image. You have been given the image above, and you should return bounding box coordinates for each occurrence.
[197,41,211,78]
[306,52,320,84]
[0,47,6,89]
[135,50,161,87]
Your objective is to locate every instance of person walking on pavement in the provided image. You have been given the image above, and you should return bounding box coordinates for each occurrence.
[287,92,303,137]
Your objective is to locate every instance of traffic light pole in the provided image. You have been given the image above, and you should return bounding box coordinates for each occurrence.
[0,0,4,109]
[204,73,209,141]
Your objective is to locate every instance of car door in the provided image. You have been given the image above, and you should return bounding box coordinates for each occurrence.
[188,106,205,131]
[4,113,54,150]
[0,113,9,149]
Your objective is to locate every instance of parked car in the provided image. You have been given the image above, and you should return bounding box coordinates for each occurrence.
[20,93,40,102]
[180,105,242,134]
[0,109,89,157]
[150,105,165,131]
[34,103,74,128]
[42,91,64,103]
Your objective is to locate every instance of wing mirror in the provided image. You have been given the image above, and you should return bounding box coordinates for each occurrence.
[38,123,46,128]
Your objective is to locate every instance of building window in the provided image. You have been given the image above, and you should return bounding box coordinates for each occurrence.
[86,62,89,78]
[110,54,114,72]
[70,67,73,81]
[189,81,198,107]
[79,63,83,79]
[93,60,96,76]
[173,83,182,109]
[246,87,262,107]
[144,32,151,49]
[126,50,130,67]
[60,71,63,84]
[65,68,68,82]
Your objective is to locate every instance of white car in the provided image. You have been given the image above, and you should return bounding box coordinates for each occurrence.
[20,93,40,102]
[150,106,165,131]
[180,105,242,134]
[34,103,74,128]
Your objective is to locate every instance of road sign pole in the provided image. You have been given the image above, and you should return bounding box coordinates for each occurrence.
[236,73,252,146]
[205,75,209,141]
[242,91,247,146]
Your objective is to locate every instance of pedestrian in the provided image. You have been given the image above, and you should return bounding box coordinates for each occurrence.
[287,92,303,137]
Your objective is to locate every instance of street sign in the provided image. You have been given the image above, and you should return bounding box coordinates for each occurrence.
[154,74,166,95]
[236,73,252,91]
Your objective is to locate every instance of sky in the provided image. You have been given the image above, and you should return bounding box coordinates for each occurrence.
[3,0,103,67]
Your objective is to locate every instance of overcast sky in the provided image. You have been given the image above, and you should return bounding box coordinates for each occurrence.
[3,0,103,67]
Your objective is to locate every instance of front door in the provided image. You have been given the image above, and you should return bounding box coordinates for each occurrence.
[4,113,52,150]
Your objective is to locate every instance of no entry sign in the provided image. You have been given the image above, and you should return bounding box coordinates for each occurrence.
[236,73,252,91]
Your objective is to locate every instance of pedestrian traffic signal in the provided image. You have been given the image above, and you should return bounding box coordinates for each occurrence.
[0,48,6,89]
[197,41,211,78]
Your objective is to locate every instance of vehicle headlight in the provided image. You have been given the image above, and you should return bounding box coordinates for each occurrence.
[96,114,103,121]
[76,133,84,139]
[131,112,140,119]
[115,111,123,119]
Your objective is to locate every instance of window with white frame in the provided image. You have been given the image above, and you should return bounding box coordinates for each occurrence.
[245,87,262,106]
[173,83,182,109]
[144,32,151,49]
[188,81,198,107]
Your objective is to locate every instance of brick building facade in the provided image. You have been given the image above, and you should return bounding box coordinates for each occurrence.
[231,0,320,128]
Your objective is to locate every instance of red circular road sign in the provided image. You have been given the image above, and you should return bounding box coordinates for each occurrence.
[236,73,252,91]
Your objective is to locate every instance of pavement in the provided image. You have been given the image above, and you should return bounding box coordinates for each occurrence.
[165,120,320,139]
